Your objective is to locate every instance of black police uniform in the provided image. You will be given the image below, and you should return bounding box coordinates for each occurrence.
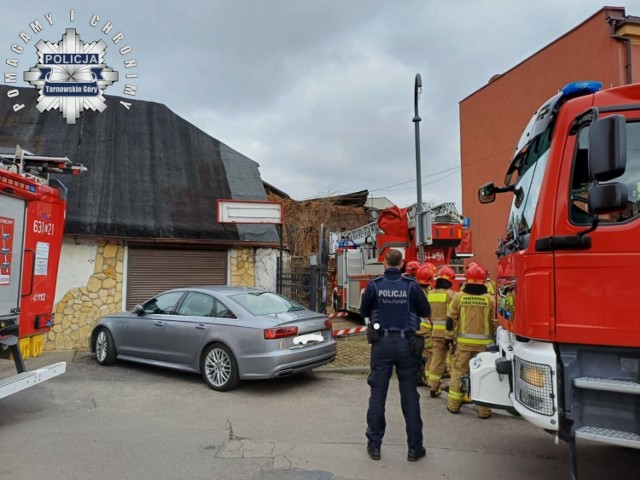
[360,267,431,454]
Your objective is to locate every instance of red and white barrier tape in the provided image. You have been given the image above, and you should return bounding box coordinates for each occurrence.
[327,312,349,318]
[333,325,368,337]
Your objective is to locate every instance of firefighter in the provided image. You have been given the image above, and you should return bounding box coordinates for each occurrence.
[424,265,456,398]
[360,249,430,462]
[416,264,435,386]
[445,263,496,418]
[404,260,420,280]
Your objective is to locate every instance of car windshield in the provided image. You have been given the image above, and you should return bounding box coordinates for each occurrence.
[228,292,306,315]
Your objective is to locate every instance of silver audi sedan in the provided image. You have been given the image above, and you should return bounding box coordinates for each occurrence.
[90,286,337,391]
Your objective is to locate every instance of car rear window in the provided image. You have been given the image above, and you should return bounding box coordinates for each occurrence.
[229,292,305,316]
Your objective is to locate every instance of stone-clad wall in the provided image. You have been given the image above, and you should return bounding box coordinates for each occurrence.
[47,241,125,351]
[229,247,256,287]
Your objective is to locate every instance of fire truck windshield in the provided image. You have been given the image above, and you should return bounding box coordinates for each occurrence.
[499,124,553,256]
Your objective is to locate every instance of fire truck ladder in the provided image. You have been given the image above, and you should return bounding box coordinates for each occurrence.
[330,202,464,252]
[0,145,87,184]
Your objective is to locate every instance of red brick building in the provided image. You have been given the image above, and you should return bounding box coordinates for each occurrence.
[460,6,640,278]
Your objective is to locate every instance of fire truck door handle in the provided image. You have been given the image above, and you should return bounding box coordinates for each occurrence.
[22,249,36,297]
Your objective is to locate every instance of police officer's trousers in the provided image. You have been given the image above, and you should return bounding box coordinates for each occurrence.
[366,334,423,450]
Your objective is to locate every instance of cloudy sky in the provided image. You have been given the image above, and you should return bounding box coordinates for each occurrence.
[1,0,638,211]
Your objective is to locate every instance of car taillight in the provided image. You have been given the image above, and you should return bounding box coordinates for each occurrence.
[264,326,298,339]
[324,319,332,329]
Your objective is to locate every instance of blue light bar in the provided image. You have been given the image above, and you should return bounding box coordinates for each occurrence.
[561,81,602,98]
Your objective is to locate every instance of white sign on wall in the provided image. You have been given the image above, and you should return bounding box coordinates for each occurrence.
[217,200,283,225]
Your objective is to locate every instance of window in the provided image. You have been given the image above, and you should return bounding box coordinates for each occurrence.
[142,291,184,315]
[499,124,552,256]
[176,292,214,317]
[213,299,236,319]
[570,121,640,224]
[229,292,305,316]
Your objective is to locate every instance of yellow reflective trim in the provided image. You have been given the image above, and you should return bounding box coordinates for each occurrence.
[420,322,432,329]
[426,371,442,381]
[448,390,465,400]
[457,337,493,345]
[428,292,448,303]
[432,324,446,330]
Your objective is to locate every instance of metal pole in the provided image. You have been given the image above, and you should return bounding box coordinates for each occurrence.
[278,223,283,294]
[413,73,425,263]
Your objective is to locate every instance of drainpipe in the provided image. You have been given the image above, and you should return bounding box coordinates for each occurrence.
[609,16,633,84]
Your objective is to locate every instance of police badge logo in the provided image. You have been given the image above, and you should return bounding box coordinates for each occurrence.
[23,28,119,124]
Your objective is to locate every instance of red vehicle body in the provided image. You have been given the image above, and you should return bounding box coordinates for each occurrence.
[330,202,471,316]
[0,146,84,399]
[468,81,640,476]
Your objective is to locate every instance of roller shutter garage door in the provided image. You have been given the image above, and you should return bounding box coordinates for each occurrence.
[127,247,227,309]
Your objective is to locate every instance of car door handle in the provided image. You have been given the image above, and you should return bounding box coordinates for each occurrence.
[154,321,164,327]
[195,324,206,331]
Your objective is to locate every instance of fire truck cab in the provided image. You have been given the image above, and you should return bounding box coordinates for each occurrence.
[468,81,640,478]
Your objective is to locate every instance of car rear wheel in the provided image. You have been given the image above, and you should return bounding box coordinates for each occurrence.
[95,329,117,365]
[201,343,240,391]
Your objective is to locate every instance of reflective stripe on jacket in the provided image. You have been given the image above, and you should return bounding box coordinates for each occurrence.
[428,288,455,338]
[447,292,495,346]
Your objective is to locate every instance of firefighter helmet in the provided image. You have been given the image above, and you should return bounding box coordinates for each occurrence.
[465,264,487,284]
[405,260,420,276]
[416,265,434,285]
[466,261,478,271]
[436,265,455,282]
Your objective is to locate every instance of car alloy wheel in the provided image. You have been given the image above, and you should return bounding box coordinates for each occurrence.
[201,343,240,391]
[95,329,117,365]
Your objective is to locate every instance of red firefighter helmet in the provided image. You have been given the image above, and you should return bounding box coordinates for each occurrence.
[465,264,487,284]
[436,265,455,283]
[416,265,434,285]
[405,260,420,276]
[466,261,478,271]
[424,262,436,273]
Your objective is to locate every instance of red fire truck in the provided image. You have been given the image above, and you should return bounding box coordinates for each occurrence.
[0,145,85,399]
[330,201,472,316]
[468,81,640,477]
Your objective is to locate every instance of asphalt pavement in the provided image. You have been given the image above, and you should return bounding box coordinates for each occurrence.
[1,350,638,480]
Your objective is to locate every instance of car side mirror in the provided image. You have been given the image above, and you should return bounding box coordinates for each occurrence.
[133,304,145,315]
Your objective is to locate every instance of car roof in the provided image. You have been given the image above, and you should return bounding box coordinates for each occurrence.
[167,286,267,297]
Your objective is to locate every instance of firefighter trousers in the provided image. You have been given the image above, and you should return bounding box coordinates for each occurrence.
[425,337,448,391]
[447,347,491,418]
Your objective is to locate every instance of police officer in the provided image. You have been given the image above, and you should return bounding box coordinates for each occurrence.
[360,249,431,462]
[445,263,496,418]
[424,265,456,397]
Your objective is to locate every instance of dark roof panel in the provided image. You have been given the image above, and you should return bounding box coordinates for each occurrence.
[0,86,275,243]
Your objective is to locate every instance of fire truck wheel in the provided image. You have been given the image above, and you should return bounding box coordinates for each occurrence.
[201,343,240,392]
[95,328,117,365]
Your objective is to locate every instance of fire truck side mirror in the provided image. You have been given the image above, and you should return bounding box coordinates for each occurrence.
[478,183,497,204]
[588,114,626,182]
[588,182,628,215]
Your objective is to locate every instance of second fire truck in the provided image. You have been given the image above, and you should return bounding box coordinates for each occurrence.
[330,201,471,316]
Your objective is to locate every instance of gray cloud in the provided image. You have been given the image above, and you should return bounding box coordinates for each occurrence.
[1,0,636,212]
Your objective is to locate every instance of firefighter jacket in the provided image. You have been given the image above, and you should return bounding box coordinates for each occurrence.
[447,291,496,352]
[417,286,432,337]
[360,268,431,332]
[427,288,456,339]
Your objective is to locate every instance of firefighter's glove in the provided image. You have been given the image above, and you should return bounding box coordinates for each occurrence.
[445,317,454,332]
